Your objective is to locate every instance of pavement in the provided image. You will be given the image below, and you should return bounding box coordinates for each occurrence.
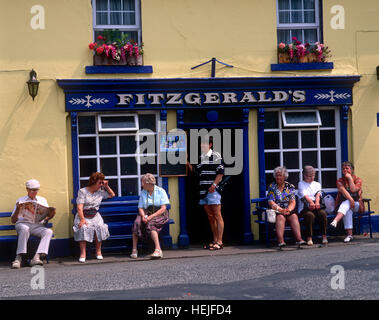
[1,233,377,268]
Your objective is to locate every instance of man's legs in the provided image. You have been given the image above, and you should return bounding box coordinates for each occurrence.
[204,205,218,244]
[209,204,224,245]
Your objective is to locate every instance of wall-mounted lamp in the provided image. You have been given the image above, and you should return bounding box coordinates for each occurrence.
[26,69,40,101]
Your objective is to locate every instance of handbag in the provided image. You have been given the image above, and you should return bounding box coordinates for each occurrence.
[264,209,277,224]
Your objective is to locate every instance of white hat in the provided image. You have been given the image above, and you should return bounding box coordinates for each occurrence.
[25,179,40,189]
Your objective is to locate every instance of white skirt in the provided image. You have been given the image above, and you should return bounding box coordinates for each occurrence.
[73,213,110,242]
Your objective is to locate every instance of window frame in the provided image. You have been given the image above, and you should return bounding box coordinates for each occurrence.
[276,0,321,44]
[77,111,162,197]
[97,113,139,132]
[263,107,341,193]
[92,0,142,43]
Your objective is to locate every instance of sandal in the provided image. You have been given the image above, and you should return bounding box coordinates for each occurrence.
[203,242,216,250]
[209,242,224,250]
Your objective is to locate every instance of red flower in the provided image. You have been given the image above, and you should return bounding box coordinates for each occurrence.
[97,35,104,41]
[292,36,298,41]
[96,46,104,55]
[88,42,97,50]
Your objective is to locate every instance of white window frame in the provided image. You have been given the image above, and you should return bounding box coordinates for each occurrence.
[276,0,321,43]
[98,113,139,132]
[77,111,162,197]
[264,107,341,193]
[281,109,322,127]
[92,0,142,43]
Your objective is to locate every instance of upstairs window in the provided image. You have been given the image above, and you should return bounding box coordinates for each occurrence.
[277,0,321,44]
[93,0,141,43]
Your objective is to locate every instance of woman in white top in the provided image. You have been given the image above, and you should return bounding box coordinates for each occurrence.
[298,166,328,246]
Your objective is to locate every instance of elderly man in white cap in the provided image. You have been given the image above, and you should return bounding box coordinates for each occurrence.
[10,179,55,269]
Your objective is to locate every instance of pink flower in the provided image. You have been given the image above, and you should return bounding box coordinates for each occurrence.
[292,36,298,41]
[278,42,286,49]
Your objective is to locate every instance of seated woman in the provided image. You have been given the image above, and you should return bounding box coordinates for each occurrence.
[330,161,364,243]
[73,172,115,263]
[267,166,305,249]
[131,173,170,259]
[298,166,328,246]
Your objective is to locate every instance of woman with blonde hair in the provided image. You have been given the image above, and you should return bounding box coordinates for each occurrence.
[131,173,170,259]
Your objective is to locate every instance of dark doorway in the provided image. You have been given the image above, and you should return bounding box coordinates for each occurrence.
[185,128,245,245]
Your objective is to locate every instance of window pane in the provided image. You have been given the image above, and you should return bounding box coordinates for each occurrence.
[304,29,317,43]
[110,12,122,24]
[100,116,137,130]
[140,156,158,174]
[291,0,303,10]
[301,131,317,148]
[278,0,290,10]
[139,114,156,132]
[320,130,336,148]
[320,110,335,127]
[304,0,315,9]
[321,151,336,168]
[283,152,299,169]
[120,136,137,154]
[123,0,135,11]
[284,111,319,126]
[265,152,280,170]
[107,179,119,196]
[80,180,88,189]
[277,29,290,44]
[291,29,303,42]
[110,0,122,11]
[279,11,290,24]
[99,136,117,155]
[266,173,275,187]
[287,171,300,186]
[121,178,139,196]
[80,158,97,177]
[120,157,138,175]
[291,11,303,23]
[123,12,136,25]
[302,151,318,168]
[322,171,337,189]
[96,12,108,25]
[79,137,97,156]
[96,0,108,11]
[264,132,280,149]
[304,11,316,23]
[282,131,298,149]
[264,112,279,129]
[100,158,117,176]
[78,116,96,134]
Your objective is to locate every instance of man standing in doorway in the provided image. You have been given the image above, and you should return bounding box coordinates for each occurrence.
[187,135,225,250]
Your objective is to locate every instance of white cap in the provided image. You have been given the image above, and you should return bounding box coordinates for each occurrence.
[25,179,40,189]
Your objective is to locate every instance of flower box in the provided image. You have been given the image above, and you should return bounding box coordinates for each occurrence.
[93,54,143,66]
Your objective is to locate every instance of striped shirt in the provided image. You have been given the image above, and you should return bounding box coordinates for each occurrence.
[194,149,225,199]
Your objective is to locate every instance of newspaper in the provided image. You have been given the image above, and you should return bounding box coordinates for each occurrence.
[18,200,55,224]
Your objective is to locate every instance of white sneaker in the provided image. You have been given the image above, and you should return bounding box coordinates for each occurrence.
[344,235,353,243]
[322,238,328,245]
[307,240,314,246]
[330,220,337,228]
[78,257,86,263]
[96,255,103,260]
[130,250,138,259]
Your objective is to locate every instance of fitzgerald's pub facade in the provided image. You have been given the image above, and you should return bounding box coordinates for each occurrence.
[1,0,378,259]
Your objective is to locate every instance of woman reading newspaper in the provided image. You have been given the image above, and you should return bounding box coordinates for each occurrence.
[10,179,56,269]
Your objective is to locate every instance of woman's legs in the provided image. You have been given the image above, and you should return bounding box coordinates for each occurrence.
[301,210,315,241]
[150,230,161,251]
[315,209,328,239]
[276,214,286,244]
[79,241,86,259]
[94,233,102,256]
[287,214,303,242]
[132,232,138,251]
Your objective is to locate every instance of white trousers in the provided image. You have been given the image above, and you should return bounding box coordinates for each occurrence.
[337,200,360,230]
[15,222,53,255]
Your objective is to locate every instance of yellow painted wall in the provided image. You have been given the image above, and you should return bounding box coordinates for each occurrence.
[1,0,378,245]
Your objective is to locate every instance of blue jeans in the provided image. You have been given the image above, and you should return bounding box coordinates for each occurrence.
[199,191,221,205]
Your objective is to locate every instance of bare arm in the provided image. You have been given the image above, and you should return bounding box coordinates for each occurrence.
[11,203,21,224]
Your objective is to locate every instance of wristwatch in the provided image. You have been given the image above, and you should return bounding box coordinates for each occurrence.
[144,215,148,219]
[212,183,217,187]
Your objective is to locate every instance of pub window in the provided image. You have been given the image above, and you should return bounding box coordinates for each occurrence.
[98,114,139,132]
[264,108,341,191]
[277,0,321,44]
[77,112,160,197]
[92,0,141,43]
[281,110,321,127]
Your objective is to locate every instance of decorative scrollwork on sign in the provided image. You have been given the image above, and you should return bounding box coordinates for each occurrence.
[68,95,109,108]
[314,90,351,102]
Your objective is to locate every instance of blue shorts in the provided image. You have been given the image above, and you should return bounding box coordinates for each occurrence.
[199,191,221,205]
